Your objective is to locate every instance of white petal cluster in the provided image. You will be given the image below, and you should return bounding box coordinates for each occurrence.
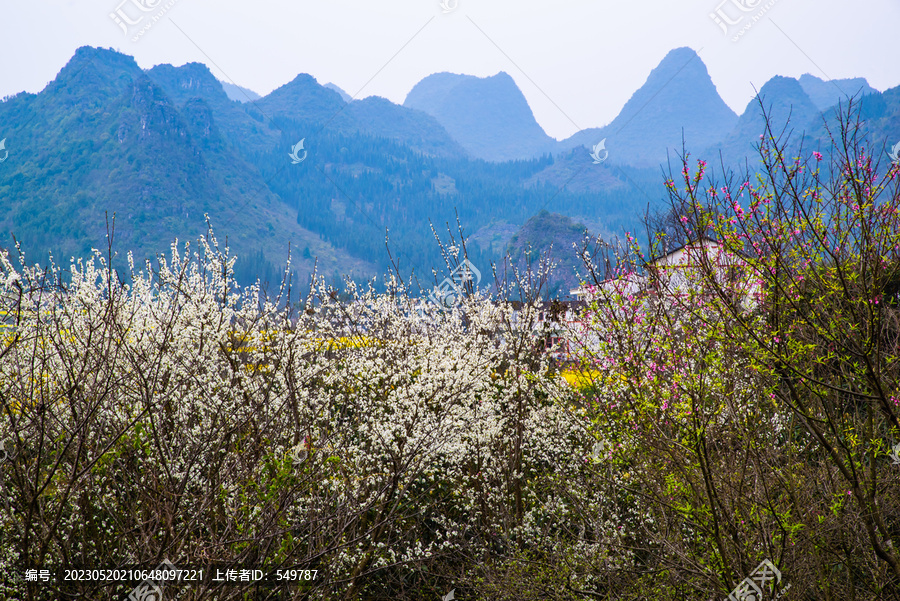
[0,232,631,598]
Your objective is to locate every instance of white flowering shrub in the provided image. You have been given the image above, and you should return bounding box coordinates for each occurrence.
[0,229,629,600]
[12,109,899,600]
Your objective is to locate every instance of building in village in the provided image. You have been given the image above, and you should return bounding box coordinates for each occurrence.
[571,237,760,304]
[557,237,762,363]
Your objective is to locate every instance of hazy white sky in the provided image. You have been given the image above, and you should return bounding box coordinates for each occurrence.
[2,0,897,139]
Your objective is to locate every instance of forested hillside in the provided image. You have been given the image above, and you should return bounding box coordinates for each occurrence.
[0,47,662,295]
[2,46,897,297]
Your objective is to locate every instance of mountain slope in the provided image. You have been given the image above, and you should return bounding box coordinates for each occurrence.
[324,83,352,103]
[559,47,738,167]
[506,211,592,297]
[220,80,261,103]
[707,75,821,166]
[257,73,347,123]
[257,74,466,158]
[0,47,372,280]
[0,47,658,287]
[148,62,278,153]
[404,71,556,162]
[346,96,467,158]
[149,63,466,159]
[805,85,900,165]
[7,46,894,290]
[0,47,651,288]
[798,74,878,111]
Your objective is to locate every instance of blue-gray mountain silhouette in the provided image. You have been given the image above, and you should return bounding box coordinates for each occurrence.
[258,74,466,158]
[558,47,737,167]
[149,62,277,152]
[324,83,352,103]
[2,46,897,292]
[706,75,821,167]
[404,71,556,162]
[798,73,878,112]
[219,80,260,103]
[709,75,894,170]
[0,47,372,280]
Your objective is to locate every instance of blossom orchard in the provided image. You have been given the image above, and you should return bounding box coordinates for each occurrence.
[0,228,603,600]
[559,104,900,599]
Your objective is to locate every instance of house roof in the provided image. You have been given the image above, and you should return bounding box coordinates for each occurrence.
[647,236,721,266]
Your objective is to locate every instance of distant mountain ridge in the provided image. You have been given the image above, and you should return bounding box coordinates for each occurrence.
[324,83,352,103]
[798,74,878,111]
[397,49,886,169]
[1,45,897,295]
[700,74,887,170]
[0,47,371,281]
[257,73,467,158]
[149,50,888,171]
[0,46,664,293]
[558,47,738,167]
[220,80,260,103]
[404,71,556,162]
